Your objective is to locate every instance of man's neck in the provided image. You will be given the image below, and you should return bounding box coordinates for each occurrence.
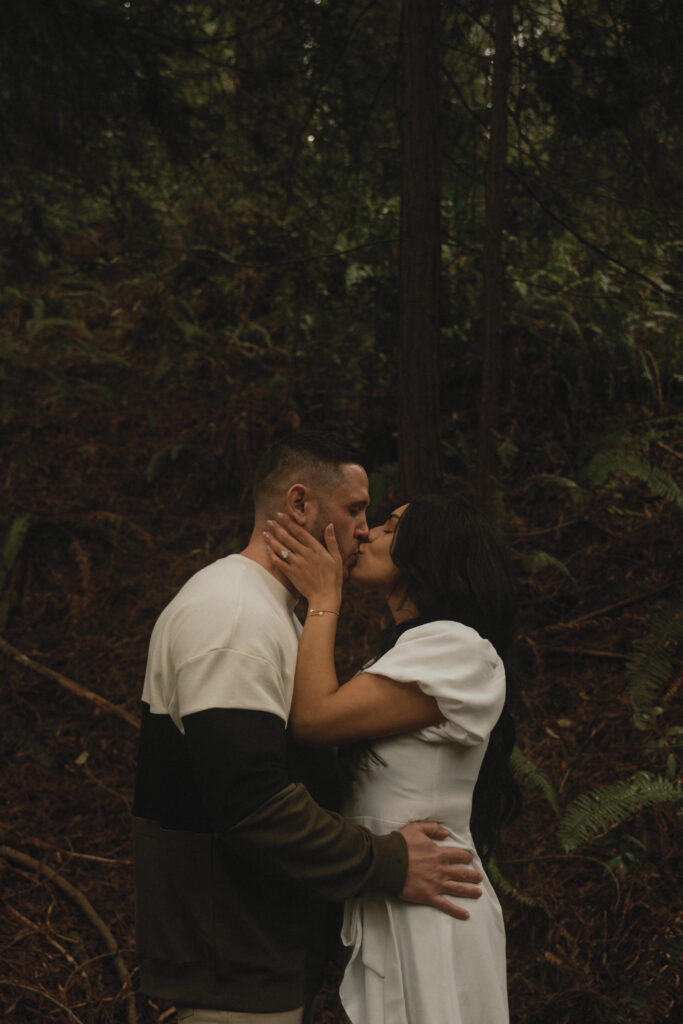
[241,530,299,597]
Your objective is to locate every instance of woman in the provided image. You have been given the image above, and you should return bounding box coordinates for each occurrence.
[264,495,518,1024]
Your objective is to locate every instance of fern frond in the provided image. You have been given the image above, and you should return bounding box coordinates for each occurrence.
[485,852,541,908]
[584,447,683,510]
[510,746,560,815]
[529,549,578,587]
[558,771,683,852]
[0,514,31,632]
[627,589,683,728]
[0,515,31,595]
[533,473,586,510]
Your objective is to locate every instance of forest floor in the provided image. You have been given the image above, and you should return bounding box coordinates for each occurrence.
[1,312,682,1023]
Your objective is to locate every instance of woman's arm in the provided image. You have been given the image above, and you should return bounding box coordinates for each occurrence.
[264,515,443,745]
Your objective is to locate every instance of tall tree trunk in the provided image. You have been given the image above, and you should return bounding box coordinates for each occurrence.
[476,0,513,510]
[397,0,443,500]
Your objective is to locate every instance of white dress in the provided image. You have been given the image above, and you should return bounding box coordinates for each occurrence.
[339,620,510,1024]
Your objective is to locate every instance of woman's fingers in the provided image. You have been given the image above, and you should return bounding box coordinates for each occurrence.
[264,515,341,591]
[266,514,330,559]
[264,536,294,574]
[275,512,323,549]
[323,522,342,563]
[265,518,304,553]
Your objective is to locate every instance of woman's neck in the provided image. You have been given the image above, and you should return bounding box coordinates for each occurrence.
[387,588,419,624]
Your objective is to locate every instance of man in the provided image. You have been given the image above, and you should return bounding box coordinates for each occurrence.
[133,432,482,1024]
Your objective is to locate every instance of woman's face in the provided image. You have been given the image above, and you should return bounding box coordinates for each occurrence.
[349,503,408,596]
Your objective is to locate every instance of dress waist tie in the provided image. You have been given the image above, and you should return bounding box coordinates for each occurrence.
[340,895,408,1024]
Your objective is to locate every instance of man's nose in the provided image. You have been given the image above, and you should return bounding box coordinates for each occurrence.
[355,515,370,540]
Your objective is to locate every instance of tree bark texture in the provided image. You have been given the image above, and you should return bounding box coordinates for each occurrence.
[476,0,513,509]
[397,0,444,499]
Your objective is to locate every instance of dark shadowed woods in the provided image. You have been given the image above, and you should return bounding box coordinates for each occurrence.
[1,2,682,1022]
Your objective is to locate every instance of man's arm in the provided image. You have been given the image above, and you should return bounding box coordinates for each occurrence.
[183,707,482,917]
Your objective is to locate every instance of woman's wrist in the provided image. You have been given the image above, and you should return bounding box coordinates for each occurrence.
[307,593,341,613]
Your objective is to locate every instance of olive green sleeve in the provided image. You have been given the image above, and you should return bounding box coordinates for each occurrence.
[228,782,408,901]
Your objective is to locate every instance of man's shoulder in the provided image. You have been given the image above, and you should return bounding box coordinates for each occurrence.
[166,555,268,616]
[154,554,296,661]
[178,553,246,594]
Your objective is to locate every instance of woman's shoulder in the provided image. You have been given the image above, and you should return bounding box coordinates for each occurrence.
[367,618,502,683]
[394,619,496,657]
[364,618,505,743]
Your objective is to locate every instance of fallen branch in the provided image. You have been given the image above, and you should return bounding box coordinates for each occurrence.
[0,980,86,1024]
[0,845,137,1024]
[0,637,139,730]
[537,647,630,661]
[535,578,683,634]
[6,903,92,998]
[6,835,133,865]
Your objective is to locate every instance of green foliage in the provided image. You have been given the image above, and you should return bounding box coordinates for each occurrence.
[0,516,30,632]
[367,463,398,515]
[146,445,195,483]
[2,726,54,768]
[532,473,585,511]
[584,447,683,511]
[528,549,578,588]
[627,589,683,730]
[558,771,683,853]
[604,833,645,878]
[510,746,560,816]
[485,852,541,908]
[497,439,519,471]
[0,5,680,1022]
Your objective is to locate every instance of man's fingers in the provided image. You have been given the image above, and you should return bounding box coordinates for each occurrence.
[430,897,472,921]
[442,846,476,865]
[440,881,483,900]
[409,820,451,842]
[441,863,483,884]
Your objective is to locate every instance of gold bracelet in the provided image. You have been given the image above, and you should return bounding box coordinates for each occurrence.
[307,609,340,617]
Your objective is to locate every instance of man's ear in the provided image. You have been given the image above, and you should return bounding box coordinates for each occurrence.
[283,484,313,527]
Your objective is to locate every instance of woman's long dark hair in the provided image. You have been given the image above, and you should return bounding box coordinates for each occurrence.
[339,495,521,858]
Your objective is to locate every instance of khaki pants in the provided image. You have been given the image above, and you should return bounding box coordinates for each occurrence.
[177,1008,304,1024]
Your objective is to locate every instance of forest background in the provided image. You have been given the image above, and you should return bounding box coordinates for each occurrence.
[1,1,682,1022]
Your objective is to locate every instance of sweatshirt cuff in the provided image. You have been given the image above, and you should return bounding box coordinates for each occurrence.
[370,830,408,895]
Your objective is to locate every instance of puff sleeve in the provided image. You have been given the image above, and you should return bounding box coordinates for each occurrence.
[363,620,505,744]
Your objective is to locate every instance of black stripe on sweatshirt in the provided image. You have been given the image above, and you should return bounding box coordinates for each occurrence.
[133,703,291,832]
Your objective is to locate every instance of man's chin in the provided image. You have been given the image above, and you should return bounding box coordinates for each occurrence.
[349,559,368,584]
[346,552,360,571]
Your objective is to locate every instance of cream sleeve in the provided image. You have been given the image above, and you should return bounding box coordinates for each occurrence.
[364,620,505,744]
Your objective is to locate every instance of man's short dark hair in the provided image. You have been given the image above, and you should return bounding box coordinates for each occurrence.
[253,430,361,509]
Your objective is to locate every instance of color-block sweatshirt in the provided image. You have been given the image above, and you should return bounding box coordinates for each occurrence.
[132,554,407,1012]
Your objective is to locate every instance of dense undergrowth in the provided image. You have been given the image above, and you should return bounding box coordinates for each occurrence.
[2,2,683,1016]
[1,217,681,1024]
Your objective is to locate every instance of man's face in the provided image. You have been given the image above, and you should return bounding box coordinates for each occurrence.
[312,463,370,573]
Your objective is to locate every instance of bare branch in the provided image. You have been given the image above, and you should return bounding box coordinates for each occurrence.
[0,846,137,1024]
[0,637,139,730]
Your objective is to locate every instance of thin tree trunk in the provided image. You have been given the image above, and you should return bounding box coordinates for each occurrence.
[476,0,513,509]
[397,0,443,499]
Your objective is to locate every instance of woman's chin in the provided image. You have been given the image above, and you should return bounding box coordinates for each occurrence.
[349,564,370,587]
